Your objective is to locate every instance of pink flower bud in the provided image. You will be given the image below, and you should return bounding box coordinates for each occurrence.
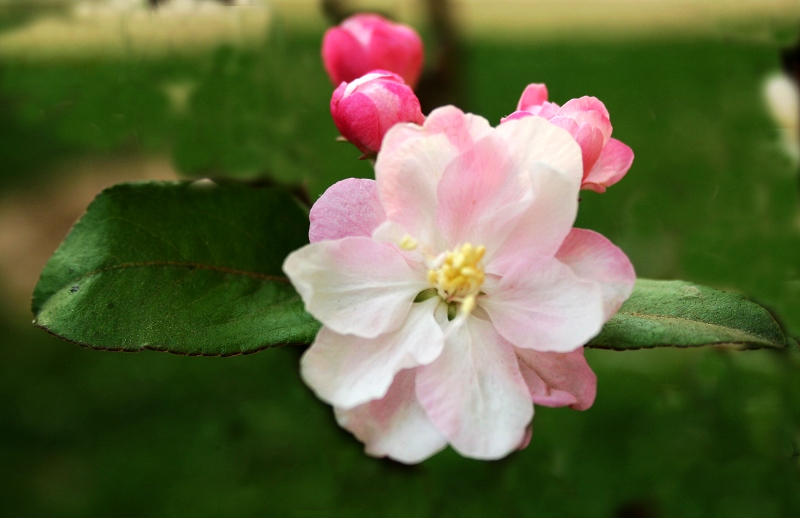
[331,71,425,156]
[322,13,424,89]
[502,83,634,193]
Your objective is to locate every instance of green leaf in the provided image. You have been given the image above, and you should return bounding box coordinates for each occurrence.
[32,181,320,356]
[587,279,791,351]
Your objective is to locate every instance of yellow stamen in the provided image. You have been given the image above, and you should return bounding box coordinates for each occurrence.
[461,295,476,315]
[427,242,486,308]
[399,235,418,251]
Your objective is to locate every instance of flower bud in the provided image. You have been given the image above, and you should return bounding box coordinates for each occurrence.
[322,13,424,89]
[331,71,425,156]
[502,83,634,193]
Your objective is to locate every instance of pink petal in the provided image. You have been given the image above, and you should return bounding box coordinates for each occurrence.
[582,138,634,192]
[321,28,369,86]
[376,106,491,248]
[309,178,386,243]
[334,369,447,464]
[516,347,597,411]
[559,96,610,120]
[301,297,444,409]
[534,101,562,119]
[368,23,424,88]
[559,97,612,143]
[516,83,549,111]
[283,237,427,338]
[550,117,605,178]
[481,255,606,353]
[416,317,532,460]
[555,228,635,319]
[499,110,533,124]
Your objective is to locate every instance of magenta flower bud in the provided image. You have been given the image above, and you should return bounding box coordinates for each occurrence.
[331,71,425,156]
[322,13,424,89]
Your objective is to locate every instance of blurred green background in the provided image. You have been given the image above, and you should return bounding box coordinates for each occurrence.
[1,1,799,516]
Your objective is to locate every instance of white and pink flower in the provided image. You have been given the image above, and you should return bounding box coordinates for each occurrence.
[283,106,635,463]
[503,83,634,193]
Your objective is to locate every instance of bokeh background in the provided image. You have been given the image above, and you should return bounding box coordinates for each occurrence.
[1,0,800,515]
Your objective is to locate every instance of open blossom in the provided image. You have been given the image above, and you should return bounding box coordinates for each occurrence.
[283,106,635,463]
[502,83,634,193]
[322,13,424,88]
[331,71,425,156]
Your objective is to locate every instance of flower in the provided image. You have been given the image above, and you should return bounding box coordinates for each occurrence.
[502,83,634,193]
[331,71,425,157]
[283,106,635,463]
[322,13,424,89]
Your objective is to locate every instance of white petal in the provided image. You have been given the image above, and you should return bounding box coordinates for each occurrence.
[283,237,427,338]
[335,369,447,464]
[301,298,444,409]
[416,316,532,460]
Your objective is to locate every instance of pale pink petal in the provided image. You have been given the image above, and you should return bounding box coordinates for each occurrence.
[309,178,386,243]
[481,255,605,353]
[555,228,635,319]
[582,138,634,192]
[516,347,597,410]
[283,237,427,338]
[516,83,549,111]
[301,298,444,409]
[493,115,584,190]
[376,106,491,248]
[435,133,526,248]
[335,369,447,464]
[486,164,580,267]
[416,317,532,460]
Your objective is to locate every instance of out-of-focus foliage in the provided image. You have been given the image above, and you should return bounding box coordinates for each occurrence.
[1,7,799,518]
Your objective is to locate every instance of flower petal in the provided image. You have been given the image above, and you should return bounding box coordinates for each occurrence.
[516,346,597,410]
[559,96,610,121]
[482,255,605,353]
[493,115,584,189]
[309,178,386,243]
[376,106,492,248]
[581,138,634,192]
[486,163,580,267]
[550,117,605,177]
[335,369,447,464]
[283,237,426,338]
[416,316,532,460]
[555,228,635,319]
[435,133,526,248]
[516,83,549,111]
[301,298,444,409]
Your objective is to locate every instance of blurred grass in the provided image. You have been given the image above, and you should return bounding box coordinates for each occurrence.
[1,8,800,518]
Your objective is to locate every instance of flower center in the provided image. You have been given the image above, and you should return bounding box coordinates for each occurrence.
[427,243,486,314]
